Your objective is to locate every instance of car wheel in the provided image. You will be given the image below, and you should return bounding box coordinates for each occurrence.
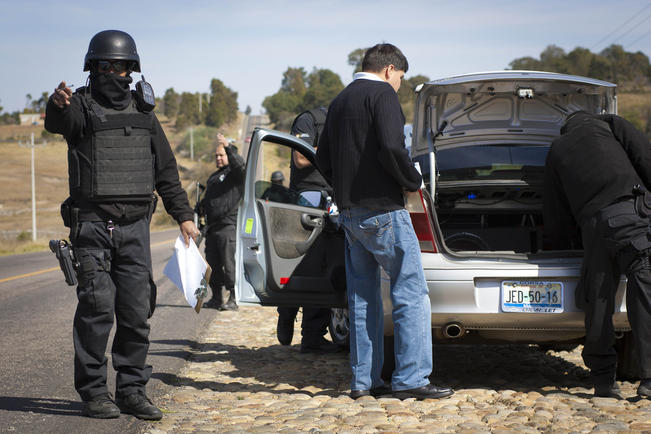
[615,331,641,381]
[328,307,349,348]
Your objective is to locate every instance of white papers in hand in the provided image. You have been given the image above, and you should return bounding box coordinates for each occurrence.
[163,236,208,312]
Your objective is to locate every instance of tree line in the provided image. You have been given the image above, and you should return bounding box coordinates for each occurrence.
[1,44,650,128]
[0,79,240,132]
[262,47,430,130]
[509,44,651,89]
[158,78,239,130]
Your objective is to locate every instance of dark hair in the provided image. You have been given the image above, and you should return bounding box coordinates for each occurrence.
[361,43,409,73]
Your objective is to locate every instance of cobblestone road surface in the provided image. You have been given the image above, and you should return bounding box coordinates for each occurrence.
[143,306,650,433]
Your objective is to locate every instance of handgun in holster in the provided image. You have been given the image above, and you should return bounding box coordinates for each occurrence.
[49,239,78,286]
[633,184,651,218]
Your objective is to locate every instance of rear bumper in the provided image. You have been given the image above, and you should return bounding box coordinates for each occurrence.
[380,253,631,341]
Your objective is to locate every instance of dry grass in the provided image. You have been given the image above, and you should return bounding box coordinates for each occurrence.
[0,114,243,255]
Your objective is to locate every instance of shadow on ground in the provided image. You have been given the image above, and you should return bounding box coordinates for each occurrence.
[0,396,80,416]
[150,340,600,400]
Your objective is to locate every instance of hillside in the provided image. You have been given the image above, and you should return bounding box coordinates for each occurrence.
[0,91,649,255]
[0,113,243,255]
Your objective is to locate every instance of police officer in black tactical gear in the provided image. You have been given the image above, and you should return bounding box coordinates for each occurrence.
[275,108,340,354]
[260,170,295,203]
[45,30,199,420]
[544,111,651,399]
[199,134,245,310]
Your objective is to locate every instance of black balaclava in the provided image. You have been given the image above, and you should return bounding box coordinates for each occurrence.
[89,71,133,110]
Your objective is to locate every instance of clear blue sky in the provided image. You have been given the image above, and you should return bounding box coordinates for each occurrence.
[2,0,650,115]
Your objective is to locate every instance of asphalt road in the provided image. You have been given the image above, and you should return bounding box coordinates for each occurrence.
[0,229,218,434]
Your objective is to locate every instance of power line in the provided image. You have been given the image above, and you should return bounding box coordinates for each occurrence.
[591,2,651,50]
[610,12,651,45]
[626,28,651,48]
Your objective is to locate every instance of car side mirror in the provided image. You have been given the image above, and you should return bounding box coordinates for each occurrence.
[298,190,325,209]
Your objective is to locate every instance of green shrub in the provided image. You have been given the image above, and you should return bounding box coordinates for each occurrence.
[16,231,32,241]
[175,126,220,159]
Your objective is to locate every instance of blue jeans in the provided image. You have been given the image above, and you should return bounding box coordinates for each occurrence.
[338,207,432,391]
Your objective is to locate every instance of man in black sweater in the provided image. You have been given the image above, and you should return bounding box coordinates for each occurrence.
[544,111,651,399]
[316,43,453,400]
[200,134,245,310]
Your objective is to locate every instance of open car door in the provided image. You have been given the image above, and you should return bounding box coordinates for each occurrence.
[236,128,346,308]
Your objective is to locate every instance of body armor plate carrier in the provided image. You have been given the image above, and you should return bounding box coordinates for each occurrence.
[69,93,155,202]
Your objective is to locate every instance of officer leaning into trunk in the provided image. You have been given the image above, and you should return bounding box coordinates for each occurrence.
[543,111,651,399]
[45,30,199,420]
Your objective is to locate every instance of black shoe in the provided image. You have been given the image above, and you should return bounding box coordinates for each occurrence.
[81,393,120,419]
[277,316,294,345]
[638,379,651,398]
[393,383,454,400]
[203,298,221,309]
[218,299,238,311]
[350,384,392,399]
[594,382,622,399]
[218,291,238,311]
[300,337,341,354]
[116,391,163,420]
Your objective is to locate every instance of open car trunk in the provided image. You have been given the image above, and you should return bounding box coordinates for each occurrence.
[436,180,546,254]
[430,143,572,256]
[408,71,617,257]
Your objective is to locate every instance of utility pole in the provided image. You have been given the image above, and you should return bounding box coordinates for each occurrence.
[190,126,194,161]
[18,132,46,241]
[198,92,202,113]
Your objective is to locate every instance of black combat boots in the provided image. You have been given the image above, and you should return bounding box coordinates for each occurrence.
[81,393,120,419]
[116,390,162,420]
[219,288,238,311]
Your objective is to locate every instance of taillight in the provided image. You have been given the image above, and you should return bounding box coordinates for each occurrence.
[406,189,438,253]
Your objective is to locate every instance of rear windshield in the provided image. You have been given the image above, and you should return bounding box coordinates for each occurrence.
[437,145,550,181]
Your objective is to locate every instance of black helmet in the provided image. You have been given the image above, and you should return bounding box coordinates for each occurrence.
[84,30,141,72]
[271,171,285,183]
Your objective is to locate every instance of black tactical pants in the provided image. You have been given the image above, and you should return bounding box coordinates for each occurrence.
[277,306,331,344]
[579,198,651,385]
[72,218,154,401]
[205,225,236,297]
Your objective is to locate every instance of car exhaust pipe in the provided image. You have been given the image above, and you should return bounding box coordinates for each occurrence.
[443,322,465,339]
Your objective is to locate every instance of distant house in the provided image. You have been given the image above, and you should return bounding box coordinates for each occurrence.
[19,113,44,126]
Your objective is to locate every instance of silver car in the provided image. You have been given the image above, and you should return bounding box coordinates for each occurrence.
[236,71,638,379]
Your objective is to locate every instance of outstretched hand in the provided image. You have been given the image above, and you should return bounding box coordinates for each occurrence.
[51,81,72,108]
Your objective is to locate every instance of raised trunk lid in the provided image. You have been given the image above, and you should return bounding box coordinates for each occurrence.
[410,71,617,156]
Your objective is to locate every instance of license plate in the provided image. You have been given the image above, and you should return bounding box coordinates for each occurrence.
[501,281,563,313]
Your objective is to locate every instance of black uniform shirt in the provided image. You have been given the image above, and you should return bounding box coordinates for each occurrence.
[289,109,330,193]
[45,89,194,223]
[543,113,651,248]
[201,145,245,228]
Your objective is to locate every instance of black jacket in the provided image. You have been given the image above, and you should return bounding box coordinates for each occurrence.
[543,112,651,248]
[289,108,331,194]
[45,88,193,223]
[201,145,245,228]
[316,79,421,210]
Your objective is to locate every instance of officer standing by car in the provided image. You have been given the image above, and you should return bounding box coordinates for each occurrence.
[544,111,651,399]
[275,107,340,354]
[199,134,245,310]
[45,30,199,419]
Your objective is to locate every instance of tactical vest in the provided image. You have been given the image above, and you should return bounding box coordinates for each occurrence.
[69,93,155,202]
